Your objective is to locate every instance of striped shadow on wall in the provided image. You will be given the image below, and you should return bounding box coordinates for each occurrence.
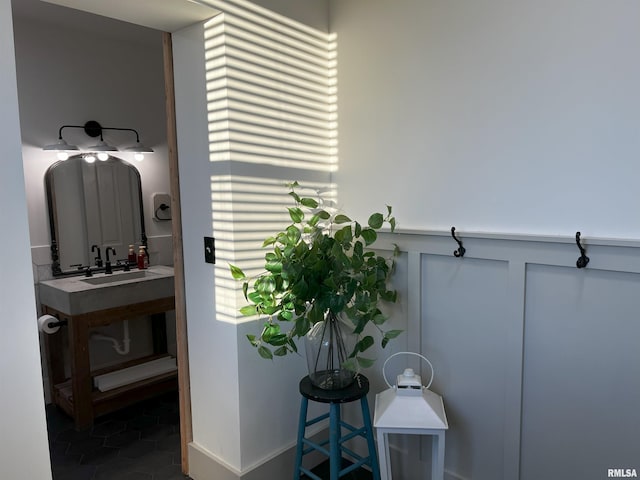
[200,0,337,324]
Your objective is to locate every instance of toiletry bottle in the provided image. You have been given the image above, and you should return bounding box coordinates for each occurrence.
[128,245,137,265]
[143,246,150,268]
[137,246,146,269]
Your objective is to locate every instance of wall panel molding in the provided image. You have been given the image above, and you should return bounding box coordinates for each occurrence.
[380,229,640,480]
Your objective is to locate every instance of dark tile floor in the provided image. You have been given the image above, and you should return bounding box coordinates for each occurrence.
[47,391,371,480]
[303,460,372,479]
[46,392,191,480]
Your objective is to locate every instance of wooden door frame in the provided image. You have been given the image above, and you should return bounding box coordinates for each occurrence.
[162,31,192,474]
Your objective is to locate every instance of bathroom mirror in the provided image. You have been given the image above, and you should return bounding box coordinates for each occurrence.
[45,155,146,276]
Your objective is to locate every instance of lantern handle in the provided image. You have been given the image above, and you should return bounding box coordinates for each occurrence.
[382,351,434,390]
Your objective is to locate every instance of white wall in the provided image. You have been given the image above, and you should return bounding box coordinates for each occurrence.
[330,0,640,240]
[173,0,331,476]
[0,0,51,478]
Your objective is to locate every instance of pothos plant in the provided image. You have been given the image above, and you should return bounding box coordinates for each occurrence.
[229,182,401,369]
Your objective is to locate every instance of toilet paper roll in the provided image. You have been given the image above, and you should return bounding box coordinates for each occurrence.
[38,314,61,334]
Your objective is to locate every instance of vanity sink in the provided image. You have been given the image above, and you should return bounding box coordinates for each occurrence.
[80,270,150,285]
[39,265,175,315]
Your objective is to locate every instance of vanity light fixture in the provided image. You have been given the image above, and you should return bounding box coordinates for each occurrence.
[43,120,154,162]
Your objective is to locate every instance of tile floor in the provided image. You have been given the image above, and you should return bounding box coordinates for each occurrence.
[47,391,371,479]
[302,460,372,479]
[46,391,190,480]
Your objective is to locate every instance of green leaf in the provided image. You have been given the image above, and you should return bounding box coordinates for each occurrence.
[380,290,398,302]
[372,313,387,325]
[389,217,396,232]
[384,329,403,339]
[382,330,402,348]
[262,236,276,247]
[307,304,325,325]
[288,207,304,223]
[342,358,358,371]
[334,225,352,245]
[265,259,282,273]
[353,316,368,334]
[239,305,258,316]
[273,346,289,356]
[334,214,351,224]
[356,357,375,369]
[246,334,259,347]
[368,213,384,229]
[242,282,248,300]
[354,222,362,237]
[286,225,301,244]
[361,228,377,246]
[229,264,245,279]
[261,323,280,342]
[300,197,319,208]
[256,276,276,294]
[257,346,273,359]
[294,316,311,337]
[261,305,279,315]
[247,291,262,304]
[356,335,374,353]
[268,334,289,346]
[278,310,293,321]
[308,214,320,227]
[289,191,301,203]
[316,210,331,220]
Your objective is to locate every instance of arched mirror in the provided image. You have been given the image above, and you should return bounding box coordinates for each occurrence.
[45,155,146,276]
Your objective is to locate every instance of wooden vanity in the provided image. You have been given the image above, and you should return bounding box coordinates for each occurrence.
[39,266,177,430]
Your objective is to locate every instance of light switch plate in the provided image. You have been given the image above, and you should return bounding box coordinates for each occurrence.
[204,237,215,264]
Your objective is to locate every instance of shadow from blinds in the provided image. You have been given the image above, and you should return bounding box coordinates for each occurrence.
[202,0,337,324]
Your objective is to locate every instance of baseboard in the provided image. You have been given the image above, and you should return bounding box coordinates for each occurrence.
[188,430,326,480]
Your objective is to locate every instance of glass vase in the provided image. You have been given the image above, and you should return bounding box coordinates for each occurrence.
[304,311,358,390]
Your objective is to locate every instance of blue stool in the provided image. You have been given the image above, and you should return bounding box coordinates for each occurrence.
[294,374,381,480]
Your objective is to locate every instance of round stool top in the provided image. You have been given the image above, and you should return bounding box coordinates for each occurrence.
[299,374,369,404]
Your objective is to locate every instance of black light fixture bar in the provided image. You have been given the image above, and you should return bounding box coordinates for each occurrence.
[44,120,153,160]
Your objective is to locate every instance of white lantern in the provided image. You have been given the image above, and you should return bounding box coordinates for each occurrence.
[373,352,448,480]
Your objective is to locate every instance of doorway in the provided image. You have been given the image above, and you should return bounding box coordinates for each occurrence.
[11,0,194,476]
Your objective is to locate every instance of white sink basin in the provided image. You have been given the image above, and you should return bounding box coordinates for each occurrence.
[39,265,175,315]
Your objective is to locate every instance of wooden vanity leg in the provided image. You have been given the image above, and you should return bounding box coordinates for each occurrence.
[151,313,168,354]
[43,311,66,396]
[67,315,93,430]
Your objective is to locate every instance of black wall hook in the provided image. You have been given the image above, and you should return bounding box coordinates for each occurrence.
[451,227,466,258]
[575,231,589,268]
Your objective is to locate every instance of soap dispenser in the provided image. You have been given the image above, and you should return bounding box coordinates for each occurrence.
[137,246,146,269]
[128,245,137,265]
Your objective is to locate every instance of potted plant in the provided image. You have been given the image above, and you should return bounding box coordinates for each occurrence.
[230,182,401,389]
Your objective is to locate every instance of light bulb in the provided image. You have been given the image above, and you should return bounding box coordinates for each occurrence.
[97,152,109,161]
[134,153,144,162]
[84,154,96,164]
[56,152,69,161]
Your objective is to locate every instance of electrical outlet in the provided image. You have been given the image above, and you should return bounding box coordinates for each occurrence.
[204,237,215,264]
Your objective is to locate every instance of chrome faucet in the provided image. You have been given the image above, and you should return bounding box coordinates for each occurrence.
[91,244,103,267]
[105,247,116,274]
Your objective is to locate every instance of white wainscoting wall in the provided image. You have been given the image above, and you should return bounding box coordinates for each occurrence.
[374,229,640,480]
